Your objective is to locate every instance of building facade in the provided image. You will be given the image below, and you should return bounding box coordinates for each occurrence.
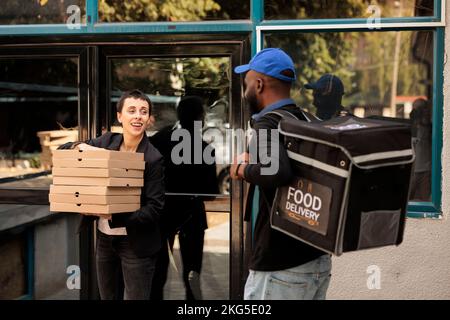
[0,0,447,299]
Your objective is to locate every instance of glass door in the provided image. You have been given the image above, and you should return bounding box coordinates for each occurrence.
[98,42,247,299]
[0,46,89,300]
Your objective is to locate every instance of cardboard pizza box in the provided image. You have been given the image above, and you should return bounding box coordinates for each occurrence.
[50,185,141,196]
[52,167,143,178]
[53,176,144,187]
[50,202,140,214]
[41,148,53,155]
[52,158,145,170]
[40,154,52,162]
[49,193,140,205]
[52,149,143,162]
[37,130,79,139]
[41,135,79,147]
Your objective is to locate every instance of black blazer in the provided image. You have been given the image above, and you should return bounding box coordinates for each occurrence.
[59,132,165,257]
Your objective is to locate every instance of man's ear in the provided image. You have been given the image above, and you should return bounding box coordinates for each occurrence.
[256,78,264,94]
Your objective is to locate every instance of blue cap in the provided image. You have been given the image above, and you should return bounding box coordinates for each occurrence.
[305,74,345,95]
[234,48,296,83]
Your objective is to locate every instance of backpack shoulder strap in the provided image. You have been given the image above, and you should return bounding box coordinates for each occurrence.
[268,109,321,123]
[268,109,300,121]
[301,110,322,122]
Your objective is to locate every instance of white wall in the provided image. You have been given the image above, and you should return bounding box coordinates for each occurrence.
[327,5,450,300]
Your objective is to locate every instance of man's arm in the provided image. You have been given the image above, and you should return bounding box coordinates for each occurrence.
[231,116,293,188]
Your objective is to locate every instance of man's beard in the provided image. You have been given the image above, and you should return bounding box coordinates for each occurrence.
[246,91,259,116]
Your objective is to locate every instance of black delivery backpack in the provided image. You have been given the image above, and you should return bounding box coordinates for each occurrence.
[270,115,414,256]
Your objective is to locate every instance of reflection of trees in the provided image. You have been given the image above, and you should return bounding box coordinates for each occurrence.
[0,59,78,90]
[265,0,365,19]
[1,0,252,23]
[265,0,433,19]
[99,0,249,21]
[265,1,433,113]
[263,1,368,109]
[268,30,430,114]
[112,57,230,106]
[345,31,429,115]
[265,31,359,110]
[0,0,85,24]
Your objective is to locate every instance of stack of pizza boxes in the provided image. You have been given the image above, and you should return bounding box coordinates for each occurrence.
[49,148,144,217]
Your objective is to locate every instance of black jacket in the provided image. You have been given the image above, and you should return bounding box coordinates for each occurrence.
[150,126,220,235]
[244,104,327,271]
[59,132,165,257]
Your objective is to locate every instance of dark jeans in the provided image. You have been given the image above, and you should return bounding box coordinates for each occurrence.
[179,227,205,300]
[96,231,156,300]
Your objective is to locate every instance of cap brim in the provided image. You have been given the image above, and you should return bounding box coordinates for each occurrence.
[234,64,250,74]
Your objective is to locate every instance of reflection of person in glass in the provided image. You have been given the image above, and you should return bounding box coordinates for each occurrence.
[58,90,165,300]
[410,98,432,201]
[305,74,350,120]
[150,96,219,300]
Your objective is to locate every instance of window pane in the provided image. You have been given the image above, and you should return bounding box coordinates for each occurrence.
[0,0,86,25]
[110,56,231,197]
[109,56,230,299]
[0,57,79,189]
[264,30,433,202]
[99,0,250,22]
[265,0,435,20]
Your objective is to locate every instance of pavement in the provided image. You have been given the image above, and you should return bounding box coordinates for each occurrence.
[163,212,230,300]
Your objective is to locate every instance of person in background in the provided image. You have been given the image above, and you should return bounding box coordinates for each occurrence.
[150,96,219,300]
[305,74,350,120]
[409,98,432,201]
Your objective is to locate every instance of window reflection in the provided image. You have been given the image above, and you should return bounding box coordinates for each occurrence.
[265,29,433,201]
[110,57,231,196]
[109,56,231,299]
[0,58,78,188]
[99,0,250,22]
[0,56,81,300]
[0,0,86,24]
[265,0,435,20]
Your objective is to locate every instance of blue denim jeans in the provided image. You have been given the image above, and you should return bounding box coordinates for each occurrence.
[244,254,332,300]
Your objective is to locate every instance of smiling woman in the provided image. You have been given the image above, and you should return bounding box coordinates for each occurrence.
[117,93,152,144]
[61,89,166,300]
